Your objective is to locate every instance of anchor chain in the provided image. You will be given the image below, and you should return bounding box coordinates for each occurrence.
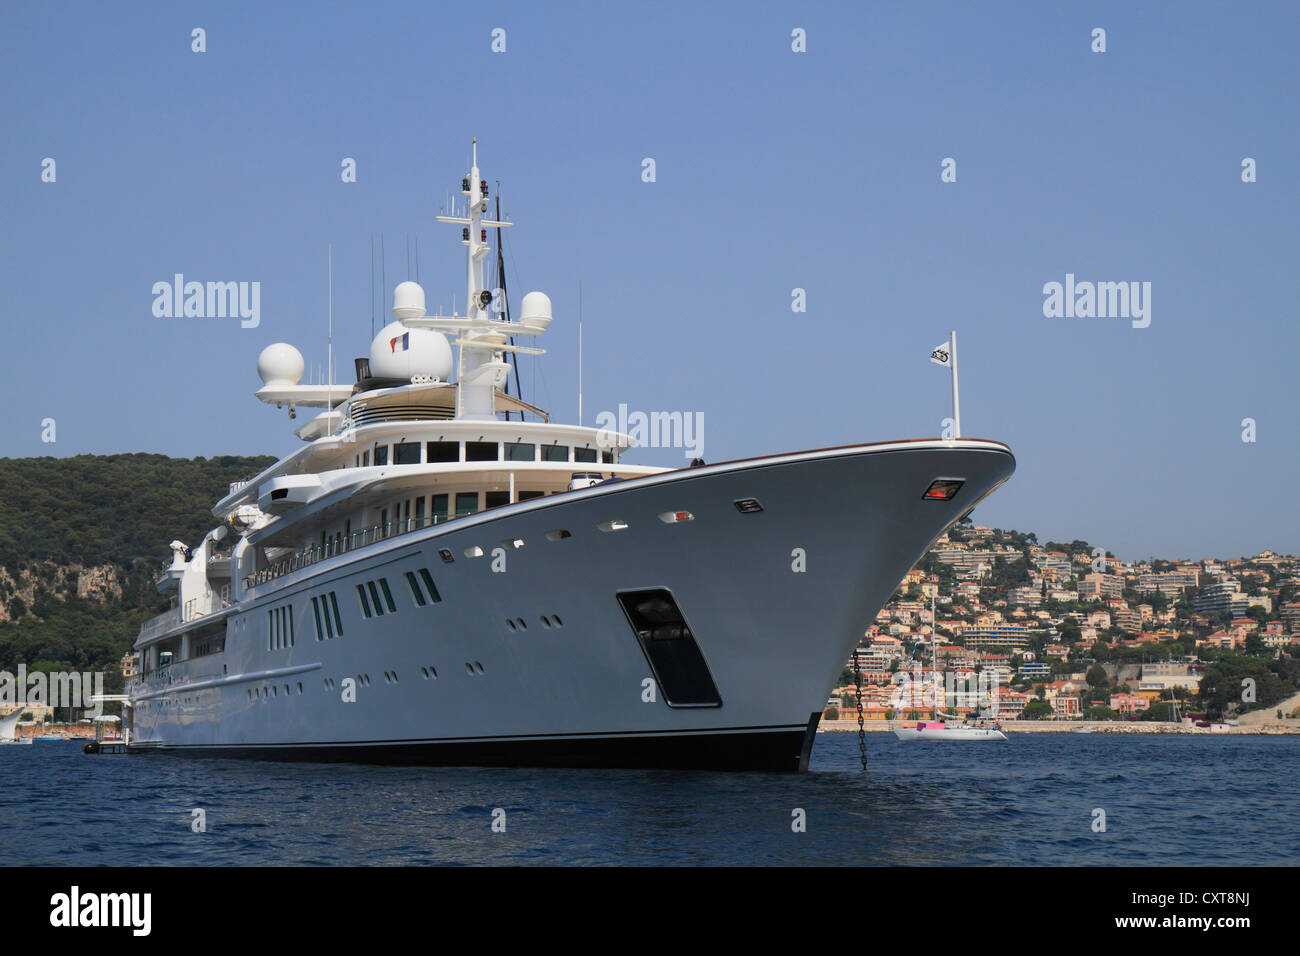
[853,645,867,772]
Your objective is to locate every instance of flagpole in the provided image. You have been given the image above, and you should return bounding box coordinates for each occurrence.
[950,329,960,438]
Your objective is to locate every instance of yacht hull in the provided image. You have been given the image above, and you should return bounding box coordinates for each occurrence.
[128,439,1014,772]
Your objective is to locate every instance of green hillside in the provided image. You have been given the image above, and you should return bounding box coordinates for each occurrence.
[0,454,274,690]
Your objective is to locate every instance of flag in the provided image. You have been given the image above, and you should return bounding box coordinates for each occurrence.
[930,340,951,367]
[389,332,409,353]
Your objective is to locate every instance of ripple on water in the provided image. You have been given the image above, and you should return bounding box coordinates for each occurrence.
[2,735,1297,864]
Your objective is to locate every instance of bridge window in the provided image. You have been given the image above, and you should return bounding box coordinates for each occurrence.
[427,441,459,463]
[505,442,536,461]
[466,441,498,462]
[374,444,389,466]
[394,442,421,465]
[575,447,598,463]
[432,494,449,522]
[455,492,478,517]
[542,445,569,462]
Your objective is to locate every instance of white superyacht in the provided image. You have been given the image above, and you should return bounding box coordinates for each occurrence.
[125,143,1016,771]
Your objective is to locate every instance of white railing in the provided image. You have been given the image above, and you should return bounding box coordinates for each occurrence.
[245,514,458,589]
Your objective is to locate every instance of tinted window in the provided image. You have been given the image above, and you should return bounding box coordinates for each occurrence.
[455,492,478,516]
[542,445,569,462]
[374,445,389,466]
[394,442,421,465]
[601,451,614,464]
[432,494,449,521]
[505,442,535,461]
[466,441,498,462]
[485,491,509,509]
[426,441,459,463]
[574,447,598,463]
[518,490,545,501]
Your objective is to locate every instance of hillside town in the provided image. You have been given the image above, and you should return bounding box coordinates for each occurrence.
[827,521,1300,727]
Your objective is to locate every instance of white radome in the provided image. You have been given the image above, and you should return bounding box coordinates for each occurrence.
[370,321,453,382]
[392,280,426,320]
[257,343,305,387]
[519,291,553,331]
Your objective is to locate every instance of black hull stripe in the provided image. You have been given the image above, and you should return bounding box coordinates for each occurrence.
[128,724,817,773]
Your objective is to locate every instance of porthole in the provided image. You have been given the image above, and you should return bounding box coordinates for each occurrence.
[464,546,484,558]
[597,519,629,533]
[541,616,551,628]
[552,615,563,627]
[465,662,474,675]
[474,661,484,674]
[516,617,527,630]
[545,529,572,541]
[506,619,516,632]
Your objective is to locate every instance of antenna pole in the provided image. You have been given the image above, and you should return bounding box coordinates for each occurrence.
[950,329,961,438]
[578,280,583,427]
[328,244,334,409]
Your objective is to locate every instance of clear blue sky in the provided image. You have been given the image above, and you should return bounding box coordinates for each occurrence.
[2,1,1297,561]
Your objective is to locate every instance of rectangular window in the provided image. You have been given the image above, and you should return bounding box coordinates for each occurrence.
[518,490,544,501]
[485,491,509,509]
[311,597,325,641]
[455,492,478,517]
[505,442,536,461]
[542,445,569,462]
[602,451,614,464]
[426,441,460,463]
[367,581,385,616]
[466,441,498,462]
[575,447,598,463]
[415,496,426,528]
[363,450,370,466]
[379,578,397,614]
[287,606,294,646]
[328,592,344,635]
[374,444,389,466]
[432,494,449,522]
[418,568,442,603]
[357,583,373,618]
[394,442,421,465]
[321,596,333,638]
[267,609,273,650]
[405,571,427,607]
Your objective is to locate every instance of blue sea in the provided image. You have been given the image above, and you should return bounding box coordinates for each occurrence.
[2,734,1296,866]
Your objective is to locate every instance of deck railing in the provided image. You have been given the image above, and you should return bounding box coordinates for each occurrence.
[244,514,461,590]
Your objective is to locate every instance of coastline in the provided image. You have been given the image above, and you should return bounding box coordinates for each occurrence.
[817,719,1300,735]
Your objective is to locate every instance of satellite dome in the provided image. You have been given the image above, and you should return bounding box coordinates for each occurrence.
[392,281,426,320]
[519,291,553,331]
[369,321,452,382]
[257,343,304,387]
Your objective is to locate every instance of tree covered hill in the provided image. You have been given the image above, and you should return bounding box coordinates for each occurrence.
[0,454,274,569]
[0,453,274,687]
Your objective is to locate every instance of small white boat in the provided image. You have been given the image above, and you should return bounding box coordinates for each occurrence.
[0,710,33,745]
[1070,726,1093,734]
[893,720,1007,741]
